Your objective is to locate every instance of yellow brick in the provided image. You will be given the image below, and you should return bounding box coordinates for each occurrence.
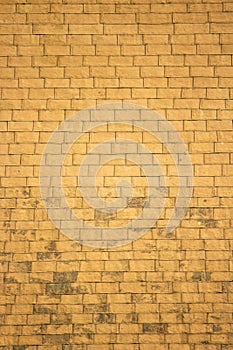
[159,55,184,66]
[0,2,232,347]
[133,88,157,98]
[32,57,57,68]
[18,4,50,13]
[107,88,131,99]
[194,77,218,88]
[6,166,34,177]
[67,34,92,45]
[169,78,192,88]
[0,79,18,88]
[175,23,209,34]
[174,13,208,23]
[96,45,120,56]
[51,4,83,13]
[91,67,115,80]
[31,88,55,100]
[65,13,99,24]
[141,67,164,78]
[129,260,154,271]
[15,67,39,78]
[196,34,219,44]
[165,67,189,77]
[45,78,69,88]
[211,23,233,33]
[28,13,63,24]
[84,4,115,12]
[96,283,119,293]
[69,24,103,34]
[173,45,196,54]
[120,282,146,293]
[139,13,171,24]
[189,3,222,12]
[85,56,109,67]
[109,56,133,66]
[0,24,31,34]
[185,55,208,66]
[44,45,70,56]
[120,78,143,87]
[19,335,42,345]
[139,334,164,343]
[2,88,28,99]
[101,14,135,23]
[197,44,221,54]
[33,24,68,34]
[105,24,137,34]
[118,34,142,45]
[151,3,186,12]
[117,4,150,13]
[0,67,13,78]
[122,45,145,55]
[80,88,105,99]
[0,4,15,12]
[171,34,194,44]
[139,24,173,34]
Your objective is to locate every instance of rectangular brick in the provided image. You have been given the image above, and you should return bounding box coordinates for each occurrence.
[139,24,173,34]
[173,13,208,23]
[175,24,209,34]
[0,25,31,34]
[28,13,63,24]
[33,25,68,34]
[69,24,103,34]
[101,14,135,23]
[105,24,137,34]
[211,23,233,33]
[139,13,172,24]
[65,13,99,24]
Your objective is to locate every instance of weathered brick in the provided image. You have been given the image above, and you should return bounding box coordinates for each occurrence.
[0,3,232,349]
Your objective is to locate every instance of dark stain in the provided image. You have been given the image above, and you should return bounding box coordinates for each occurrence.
[12,262,32,272]
[51,314,72,325]
[213,324,222,332]
[4,276,18,283]
[46,241,57,251]
[3,221,11,228]
[84,304,108,313]
[94,210,116,221]
[94,313,115,324]
[143,323,168,334]
[117,312,137,324]
[127,197,146,208]
[71,284,89,294]
[46,283,71,295]
[222,282,230,292]
[42,334,70,345]
[53,272,78,283]
[30,276,53,283]
[176,313,184,322]
[131,312,138,323]
[104,271,123,281]
[191,272,211,282]
[33,305,56,314]
[37,252,61,261]
[191,208,212,219]
[22,188,30,198]
[202,219,218,228]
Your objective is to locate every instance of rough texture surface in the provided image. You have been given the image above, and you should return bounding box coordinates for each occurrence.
[0,0,233,349]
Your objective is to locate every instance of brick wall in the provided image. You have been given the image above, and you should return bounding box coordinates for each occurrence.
[0,0,233,349]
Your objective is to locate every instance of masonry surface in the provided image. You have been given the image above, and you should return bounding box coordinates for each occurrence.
[0,0,233,349]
